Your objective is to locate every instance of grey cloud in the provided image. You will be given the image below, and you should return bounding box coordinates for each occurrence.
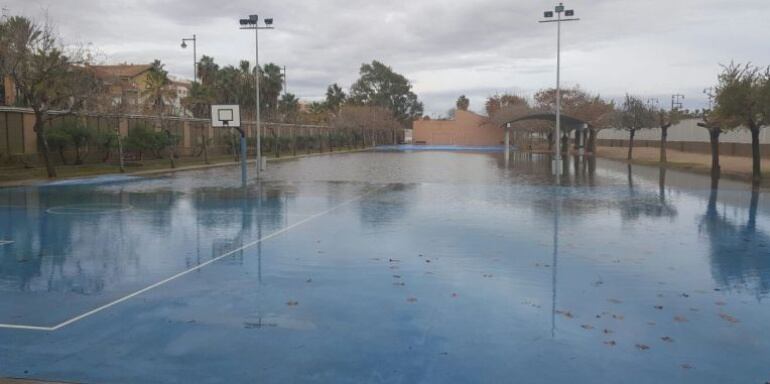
[8,0,770,115]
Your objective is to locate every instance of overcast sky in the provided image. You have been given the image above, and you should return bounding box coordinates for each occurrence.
[8,0,770,116]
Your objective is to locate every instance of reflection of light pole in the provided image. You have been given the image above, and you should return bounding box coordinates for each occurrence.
[239,15,274,179]
[181,35,197,82]
[541,3,579,180]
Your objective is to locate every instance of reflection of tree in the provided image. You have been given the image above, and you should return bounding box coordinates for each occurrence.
[357,183,415,228]
[619,165,677,222]
[701,183,770,297]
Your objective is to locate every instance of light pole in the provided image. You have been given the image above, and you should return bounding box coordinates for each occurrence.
[181,35,197,82]
[240,15,274,179]
[540,3,578,180]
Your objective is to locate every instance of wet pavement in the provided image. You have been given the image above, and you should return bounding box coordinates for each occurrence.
[0,149,769,383]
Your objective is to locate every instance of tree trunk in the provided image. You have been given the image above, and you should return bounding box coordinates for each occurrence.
[659,126,668,164]
[627,129,636,160]
[75,145,84,165]
[33,112,57,178]
[202,132,209,165]
[750,125,761,187]
[58,146,67,165]
[587,129,597,154]
[709,128,721,179]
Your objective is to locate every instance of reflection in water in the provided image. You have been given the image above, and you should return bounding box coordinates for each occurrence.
[0,182,291,296]
[701,178,770,297]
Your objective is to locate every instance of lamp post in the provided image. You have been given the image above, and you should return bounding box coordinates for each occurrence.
[240,15,274,179]
[181,35,197,82]
[540,3,579,180]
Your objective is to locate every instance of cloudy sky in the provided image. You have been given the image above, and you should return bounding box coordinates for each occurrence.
[8,0,770,116]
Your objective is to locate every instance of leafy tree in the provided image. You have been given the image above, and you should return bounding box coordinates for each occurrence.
[60,119,93,165]
[143,60,177,168]
[533,87,614,154]
[712,63,769,186]
[278,93,300,123]
[325,83,346,114]
[456,95,470,111]
[349,60,423,126]
[46,128,71,165]
[260,63,284,120]
[619,95,657,160]
[0,16,100,177]
[486,94,528,117]
[698,108,728,180]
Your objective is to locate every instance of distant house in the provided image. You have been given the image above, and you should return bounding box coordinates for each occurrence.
[90,63,154,111]
[412,110,503,146]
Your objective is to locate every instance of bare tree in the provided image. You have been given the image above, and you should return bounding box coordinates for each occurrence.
[0,16,100,177]
[657,108,681,164]
[619,95,657,160]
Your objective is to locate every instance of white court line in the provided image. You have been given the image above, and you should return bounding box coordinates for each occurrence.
[0,240,13,246]
[0,188,380,332]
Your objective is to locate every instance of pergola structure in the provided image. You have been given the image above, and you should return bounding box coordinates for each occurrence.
[499,112,590,156]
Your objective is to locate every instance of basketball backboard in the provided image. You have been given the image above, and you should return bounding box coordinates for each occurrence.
[211,105,241,127]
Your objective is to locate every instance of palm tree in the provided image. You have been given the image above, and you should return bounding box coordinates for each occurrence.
[143,60,177,168]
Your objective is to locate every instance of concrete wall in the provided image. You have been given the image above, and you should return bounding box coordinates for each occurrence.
[597,118,770,158]
[413,110,503,146]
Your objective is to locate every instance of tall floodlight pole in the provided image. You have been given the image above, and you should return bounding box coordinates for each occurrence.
[540,3,579,180]
[240,15,274,179]
[181,35,197,82]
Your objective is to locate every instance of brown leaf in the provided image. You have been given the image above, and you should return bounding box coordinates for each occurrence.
[635,344,650,351]
[718,313,739,324]
[406,297,418,303]
[603,340,617,347]
[286,300,299,306]
[661,336,674,343]
[673,316,688,323]
[581,324,594,330]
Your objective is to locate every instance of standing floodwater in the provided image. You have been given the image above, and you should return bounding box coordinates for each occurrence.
[1,149,769,383]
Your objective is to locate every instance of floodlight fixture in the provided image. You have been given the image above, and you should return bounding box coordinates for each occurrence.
[555,4,565,12]
[249,14,258,22]
[565,10,574,16]
[265,18,273,26]
[240,19,250,25]
[544,11,554,18]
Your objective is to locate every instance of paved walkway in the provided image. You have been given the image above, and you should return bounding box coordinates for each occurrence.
[597,146,770,182]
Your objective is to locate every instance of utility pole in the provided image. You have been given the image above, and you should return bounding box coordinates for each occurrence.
[671,94,684,111]
[540,3,579,181]
[283,65,287,96]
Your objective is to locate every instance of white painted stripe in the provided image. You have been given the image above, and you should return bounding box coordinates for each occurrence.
[0,240,13,246]
[0,188,379,332]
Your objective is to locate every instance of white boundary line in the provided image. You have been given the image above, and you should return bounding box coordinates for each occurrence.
[0,240,13,246]
[0,188,379,332]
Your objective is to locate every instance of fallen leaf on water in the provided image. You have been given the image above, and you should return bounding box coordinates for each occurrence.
[680,364,694,370]
[482,274,493,278]
[425,259,431,263]
[287,301,299,306]
[306,278,312,283]
[603,340,617,347]
[389,258,400,263]
[681,293,690,298]
[715,301,727,306]
[406,297,418,303]
[612,314,625,320]
[607,299,622,304]
[647,321,657,326]
[603,329,613,334]
[451,293,458,298]
[689,308,699,312]
[555,310,574,319]
[718,313,739,324]
[635,344,650,351]
[393,275,402,279]
[654,305,664,310]
[661,336,674,343]
[581,324,594,330]
[393,282,405,286]
[674,316,688,323]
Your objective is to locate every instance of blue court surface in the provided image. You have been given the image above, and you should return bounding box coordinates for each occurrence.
[1,149,769,383]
